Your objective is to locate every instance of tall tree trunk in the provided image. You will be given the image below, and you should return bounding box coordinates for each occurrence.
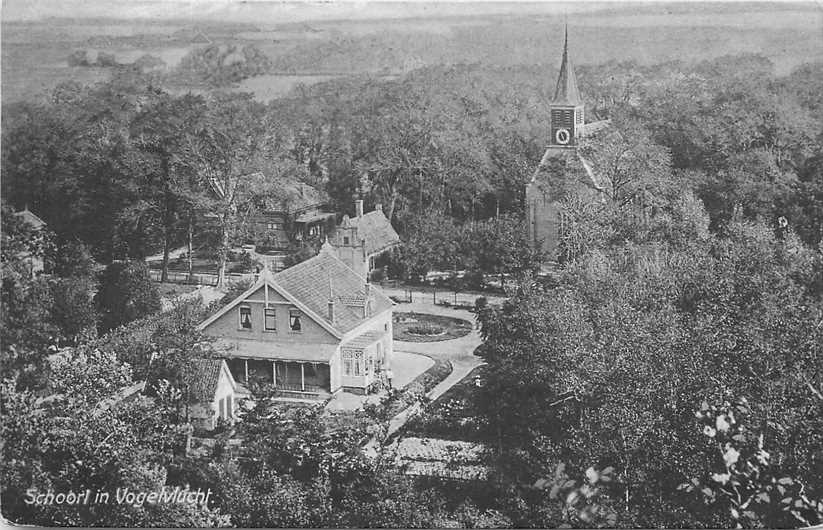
[217,219,229,288]
[161,228,170,283]
[160,158,173,283]
[388,192,398,222]
[187,211,194,283]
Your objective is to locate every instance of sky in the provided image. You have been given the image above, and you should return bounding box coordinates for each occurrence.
[0,0,642,23]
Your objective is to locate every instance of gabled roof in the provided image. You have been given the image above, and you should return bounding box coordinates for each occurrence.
[552,24,583,107]
[342,331,383,349]
[529,145,607,198]
[581,119,611,137]
[186,358,227,402]
[208,171,329,214]
[258,177,330,214]
[14,208,47,230]
[339,209,401,256]
[145,357,233,403]
[275,247,393,334]
[198,248,393,337]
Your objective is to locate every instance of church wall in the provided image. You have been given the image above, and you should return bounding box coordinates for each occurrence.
[527,182,562,262]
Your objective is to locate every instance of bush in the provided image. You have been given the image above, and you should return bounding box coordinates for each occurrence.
[95,260,161,333]
[282,245,316,269]
[219,278,254,307]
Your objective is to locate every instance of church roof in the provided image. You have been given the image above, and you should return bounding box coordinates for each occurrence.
[581,119,611,137]
[528,120,622,198]
[552,25,583,107]
[339,209,401,256]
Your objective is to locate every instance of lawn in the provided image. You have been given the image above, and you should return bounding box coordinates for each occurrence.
[401,365,492,442]
[393,312,473,342]
[157,282,201,299]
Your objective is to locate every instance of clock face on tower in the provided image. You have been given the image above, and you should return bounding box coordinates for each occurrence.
[551,108,575,146]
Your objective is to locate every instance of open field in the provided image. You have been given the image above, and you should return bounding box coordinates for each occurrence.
[3,4,820,105]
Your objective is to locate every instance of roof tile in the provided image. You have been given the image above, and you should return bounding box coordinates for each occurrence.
[273,249,393,334]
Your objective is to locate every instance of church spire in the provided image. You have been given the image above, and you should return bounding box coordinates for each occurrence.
[552,23,582,106]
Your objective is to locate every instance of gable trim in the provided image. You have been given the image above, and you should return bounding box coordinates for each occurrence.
[197,281,263,331]
[220,359,238,394]
[196,276,343,339]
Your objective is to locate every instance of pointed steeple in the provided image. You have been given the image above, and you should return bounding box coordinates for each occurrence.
[552,24,582,106]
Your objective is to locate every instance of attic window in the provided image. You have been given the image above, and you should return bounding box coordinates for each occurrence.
[239,306,252,329]
[264,307,277,332]
[289,310,302,332]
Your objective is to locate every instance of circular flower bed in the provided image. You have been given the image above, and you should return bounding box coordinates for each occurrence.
[405,323,446,336]
[393,312,473,342]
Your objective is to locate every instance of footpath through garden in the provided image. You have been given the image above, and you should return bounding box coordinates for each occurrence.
[361,287,498,456]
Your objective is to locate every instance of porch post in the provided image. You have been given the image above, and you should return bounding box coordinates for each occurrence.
[244,359,249,383]
[300,363,305,391]
[272,361,276,387]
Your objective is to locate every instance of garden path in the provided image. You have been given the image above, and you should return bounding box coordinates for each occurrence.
[363,295,487,456]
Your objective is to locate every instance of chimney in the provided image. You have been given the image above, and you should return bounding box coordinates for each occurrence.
[327,277,335,323]
[363,283,371,318]
[355,199,364,218]
[375,203,382,214]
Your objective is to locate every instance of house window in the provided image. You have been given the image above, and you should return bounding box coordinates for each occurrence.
[343,236,350,245]
[342,349,364,377]
[264,307,276,331]
[353,350,364,376]
[267,223,274,229]
[289,310,302,332]
[343,350,353,376]
[239,306,252,329]
[226,395,233,418]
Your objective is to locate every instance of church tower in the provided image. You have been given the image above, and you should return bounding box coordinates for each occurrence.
[548,24,584,148]
[527,23,599,265]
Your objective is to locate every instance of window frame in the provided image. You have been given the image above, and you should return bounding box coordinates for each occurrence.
[239,305,252,330]
[353,350,364,376]
[264,306,277,332]
[289,309,303,333]
[342,349,354,376]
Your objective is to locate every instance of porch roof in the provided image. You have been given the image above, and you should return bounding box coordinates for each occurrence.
[342,331,383,350]
[217,338,336,363]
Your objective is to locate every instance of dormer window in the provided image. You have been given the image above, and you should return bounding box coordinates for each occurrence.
[289,310,302,332]
[239,306,252,329]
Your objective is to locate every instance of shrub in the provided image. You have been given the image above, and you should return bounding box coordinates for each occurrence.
[95,260,161,333]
